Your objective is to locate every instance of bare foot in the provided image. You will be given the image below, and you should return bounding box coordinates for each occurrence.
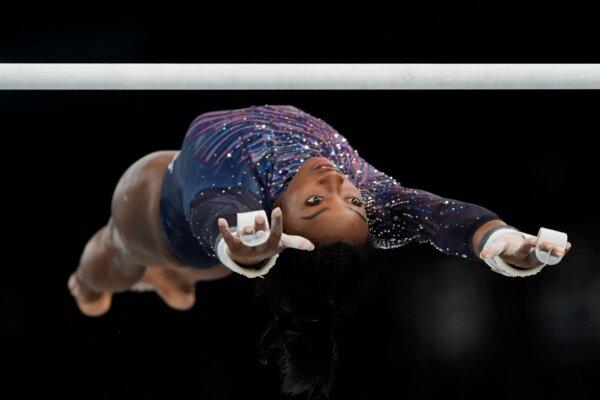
[137,267,196,311]
[68,273,112,317]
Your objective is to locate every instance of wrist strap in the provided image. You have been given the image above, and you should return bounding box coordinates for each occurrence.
[481,226,546,277]
[477,225,517,255]
[483,256,546,277]
[216,237,279,279]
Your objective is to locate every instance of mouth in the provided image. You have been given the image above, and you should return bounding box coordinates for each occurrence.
[312,160,337,171]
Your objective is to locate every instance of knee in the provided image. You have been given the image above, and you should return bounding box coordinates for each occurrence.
[80,224,145,289]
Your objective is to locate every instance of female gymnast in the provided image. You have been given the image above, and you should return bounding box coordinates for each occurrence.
[68,105,571,398]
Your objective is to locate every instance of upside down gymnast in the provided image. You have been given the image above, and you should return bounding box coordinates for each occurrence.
[68,104,571,398]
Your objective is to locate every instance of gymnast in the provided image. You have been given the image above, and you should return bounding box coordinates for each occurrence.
[68,104,571,398]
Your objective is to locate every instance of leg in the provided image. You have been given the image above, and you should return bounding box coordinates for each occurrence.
[68,218,146,316]
[131,263,233,311]
[68,150,232,316]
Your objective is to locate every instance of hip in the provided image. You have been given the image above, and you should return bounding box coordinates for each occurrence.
[158,159,222,269]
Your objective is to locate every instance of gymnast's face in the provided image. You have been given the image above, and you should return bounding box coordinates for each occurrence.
[273,156,370,245]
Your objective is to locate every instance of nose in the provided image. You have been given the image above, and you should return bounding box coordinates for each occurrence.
[318,170,344,185]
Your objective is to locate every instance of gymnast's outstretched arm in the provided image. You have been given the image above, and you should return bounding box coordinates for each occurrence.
[356,162,571,272]
[187,188,315,276]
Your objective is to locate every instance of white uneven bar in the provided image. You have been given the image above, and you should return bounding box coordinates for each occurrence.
[0,64,599,90]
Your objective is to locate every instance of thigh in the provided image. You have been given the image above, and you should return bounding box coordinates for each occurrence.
[110,150,188,268]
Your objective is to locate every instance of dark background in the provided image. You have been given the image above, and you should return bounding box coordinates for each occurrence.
[1,2,599,63]
[3,91,599,399]
[1,3,600,400]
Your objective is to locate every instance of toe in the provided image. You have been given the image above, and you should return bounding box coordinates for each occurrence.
[68,272,112,317]
[164,289,196,311]
[156,279,196,310]
[76,291,113,317]
[144,267,197,311]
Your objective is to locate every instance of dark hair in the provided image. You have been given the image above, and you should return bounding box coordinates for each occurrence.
[255,238,390,399]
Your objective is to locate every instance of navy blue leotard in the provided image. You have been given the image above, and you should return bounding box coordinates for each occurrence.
[159,105,499,269]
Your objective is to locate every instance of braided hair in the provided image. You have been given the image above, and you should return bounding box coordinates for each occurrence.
[255,238,390,399]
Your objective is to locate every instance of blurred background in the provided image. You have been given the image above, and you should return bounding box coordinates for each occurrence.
[1,2,599,399]
[1,91,598,399]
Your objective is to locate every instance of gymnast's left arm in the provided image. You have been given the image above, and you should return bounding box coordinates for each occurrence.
[358,170,571,274]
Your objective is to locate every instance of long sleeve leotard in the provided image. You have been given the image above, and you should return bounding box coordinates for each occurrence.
[158,105,498,269]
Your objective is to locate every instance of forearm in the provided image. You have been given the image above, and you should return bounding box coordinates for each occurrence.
[357,164,500,258]
[188,187,263,257]
[413,196,501,259]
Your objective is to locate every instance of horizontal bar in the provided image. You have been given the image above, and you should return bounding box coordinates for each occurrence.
[0,64,598,90]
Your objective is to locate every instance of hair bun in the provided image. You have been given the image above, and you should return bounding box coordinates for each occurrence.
[255,239,390,398]
[280,311,338,398]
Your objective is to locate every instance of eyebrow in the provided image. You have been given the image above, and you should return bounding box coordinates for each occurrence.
[300,206,368,222]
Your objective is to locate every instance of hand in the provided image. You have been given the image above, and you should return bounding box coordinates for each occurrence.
[479,231,572,269]
[217,207,315,268]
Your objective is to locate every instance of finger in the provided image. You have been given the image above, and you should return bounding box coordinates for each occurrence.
[537,240,557,253]
[267,207,283,248]
[537,240,567,257]
[524,235,538,248]
[218,218,241,250]
[254,213,267,232]
[514,236,536,258]
[280,234,315,251]
[480,239,509,259]
[527,235,571,258]
[549,245,566,257]
[500,253,542,269]
[527,246,546,267]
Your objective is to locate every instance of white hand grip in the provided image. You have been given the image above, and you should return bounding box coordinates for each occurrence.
[535,227,568,266]
[237,210,270,247]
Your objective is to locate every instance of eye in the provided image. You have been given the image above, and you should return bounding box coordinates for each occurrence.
[305,195,323,206]
[348,197,364,207]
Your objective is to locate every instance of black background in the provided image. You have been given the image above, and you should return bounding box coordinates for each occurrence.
[1,2,599,63]
[1,3,599,400]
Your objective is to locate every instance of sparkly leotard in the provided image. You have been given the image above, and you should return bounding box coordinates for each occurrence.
[159,105,499,269]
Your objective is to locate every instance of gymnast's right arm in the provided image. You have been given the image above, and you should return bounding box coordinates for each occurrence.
[188,188,314,278]
[188,187,262,260]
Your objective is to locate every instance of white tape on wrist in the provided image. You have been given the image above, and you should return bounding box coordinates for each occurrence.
[216,237,279,279]
[482,227,546,277]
